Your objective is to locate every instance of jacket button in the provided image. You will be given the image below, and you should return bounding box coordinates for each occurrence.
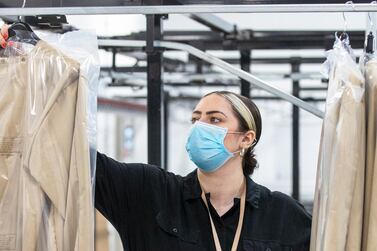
[172,228,178,233]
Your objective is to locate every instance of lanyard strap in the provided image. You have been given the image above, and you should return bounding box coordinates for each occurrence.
[200,179,246,251]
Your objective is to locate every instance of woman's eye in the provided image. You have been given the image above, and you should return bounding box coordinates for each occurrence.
[210,117,221,123]
[191,117,199,124]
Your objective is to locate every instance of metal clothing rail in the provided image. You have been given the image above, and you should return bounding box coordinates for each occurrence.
[0,3,377,15]
[98,39,325,118]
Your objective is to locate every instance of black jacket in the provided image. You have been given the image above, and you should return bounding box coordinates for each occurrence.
[95,152,312,251]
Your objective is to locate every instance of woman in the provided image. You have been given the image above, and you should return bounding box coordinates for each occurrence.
[0,26,311,251]
[96,91,311,251]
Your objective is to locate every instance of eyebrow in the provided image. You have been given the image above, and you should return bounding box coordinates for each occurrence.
[192,110,227,117]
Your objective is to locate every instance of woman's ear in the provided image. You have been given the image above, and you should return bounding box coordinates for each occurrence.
[241,130,256,149]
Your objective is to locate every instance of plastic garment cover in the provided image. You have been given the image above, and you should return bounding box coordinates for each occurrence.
[0,29,99,251]
[310,35,366,251]
[36,30,100,187]
[360,53,377,251]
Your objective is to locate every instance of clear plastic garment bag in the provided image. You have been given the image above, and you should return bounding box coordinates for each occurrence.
[310,34,366,251]
[0,23,99,251]
[360,46,377,251]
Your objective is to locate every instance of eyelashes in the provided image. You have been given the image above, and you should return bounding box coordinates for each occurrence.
[191,118,198,124]
[190,117,222,124]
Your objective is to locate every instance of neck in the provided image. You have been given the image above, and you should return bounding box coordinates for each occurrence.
[197,157,245,215]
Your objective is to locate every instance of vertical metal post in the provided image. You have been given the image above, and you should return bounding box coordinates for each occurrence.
[111,49,116,84]
[291,58,301,200]
[196,58,203,74]
[163,91,169,171]
[112,49,116,71]
[240,50,251,98]
[189,55,204,74]
[146,14,164,167]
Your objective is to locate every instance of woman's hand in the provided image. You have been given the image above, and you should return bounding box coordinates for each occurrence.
[0,25,9,48]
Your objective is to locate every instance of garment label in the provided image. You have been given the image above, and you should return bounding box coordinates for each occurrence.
[0,235,16,250]
[0,139,22,153]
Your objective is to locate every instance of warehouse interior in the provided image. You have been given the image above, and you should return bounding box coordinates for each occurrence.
[83,11,373,250]
[0,1,376,250]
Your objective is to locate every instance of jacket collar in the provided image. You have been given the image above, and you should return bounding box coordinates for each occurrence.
[182,169,261,208]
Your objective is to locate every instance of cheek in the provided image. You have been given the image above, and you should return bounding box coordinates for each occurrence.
[223,134,241,152]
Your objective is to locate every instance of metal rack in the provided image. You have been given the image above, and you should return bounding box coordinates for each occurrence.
[0,3,377,15]
[99,39,325,118]
[1,1,375,200]
[97,26,366,200]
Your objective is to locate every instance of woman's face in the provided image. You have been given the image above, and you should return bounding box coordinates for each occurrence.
[191,93,251,153]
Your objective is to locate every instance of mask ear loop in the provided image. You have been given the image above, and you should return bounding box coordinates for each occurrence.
[226,131,247,156]
[238,140,257,157]
[228,131,258,157]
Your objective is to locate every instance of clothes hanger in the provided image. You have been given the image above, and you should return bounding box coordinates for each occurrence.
[5,0,40,46]
[339,10,349,41]
[334,2,355,57]
[338,1,356,42]
[7,21,40,46]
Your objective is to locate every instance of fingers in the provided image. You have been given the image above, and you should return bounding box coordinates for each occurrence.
[0,37,6,49]
[1,24,8,40]
[0,25,8,48]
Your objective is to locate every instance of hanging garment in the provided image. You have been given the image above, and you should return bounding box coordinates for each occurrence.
[310,37,366,251]
[0,40,94,251]
[361,58,377,251]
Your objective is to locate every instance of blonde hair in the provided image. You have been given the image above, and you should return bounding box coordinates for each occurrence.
[216,92,257,133]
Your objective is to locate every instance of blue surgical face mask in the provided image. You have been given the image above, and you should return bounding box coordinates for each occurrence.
[185,121,241,173]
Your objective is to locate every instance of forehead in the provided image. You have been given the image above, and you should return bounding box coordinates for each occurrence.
[194,94,233,113]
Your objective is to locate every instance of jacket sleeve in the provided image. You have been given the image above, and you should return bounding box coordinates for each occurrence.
[269,191,312,251]
[95,151,167,232]
[281,193,312,250]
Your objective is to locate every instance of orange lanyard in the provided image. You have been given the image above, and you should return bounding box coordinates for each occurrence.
[200,179,246,251]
